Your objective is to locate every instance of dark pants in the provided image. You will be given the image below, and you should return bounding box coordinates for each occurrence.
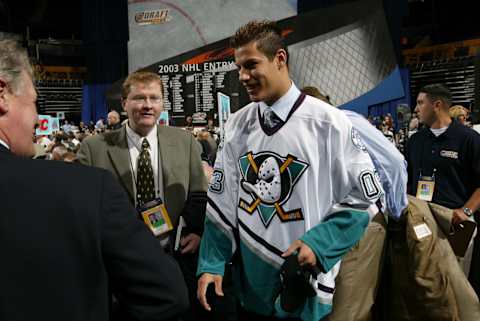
[205,264,238,321]
[238,306,300,321]
[174,251,211,321]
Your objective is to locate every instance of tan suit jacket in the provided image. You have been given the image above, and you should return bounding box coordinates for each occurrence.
[77,125,208,236]
[389,196,480,321]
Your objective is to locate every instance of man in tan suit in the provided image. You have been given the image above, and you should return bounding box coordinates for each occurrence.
[77,71,208,321]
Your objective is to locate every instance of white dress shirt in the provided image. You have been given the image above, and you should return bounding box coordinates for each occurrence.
[0,138,9,150]
[258,81,300,121]
[126,124,164,202]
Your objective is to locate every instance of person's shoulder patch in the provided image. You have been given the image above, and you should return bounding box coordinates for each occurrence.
[351,127,367,152]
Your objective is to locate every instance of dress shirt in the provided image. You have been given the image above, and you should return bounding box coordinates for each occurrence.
[0,138,9,150]
[344,110,408,219]
[126,124,164,202]
[258,81,300,121]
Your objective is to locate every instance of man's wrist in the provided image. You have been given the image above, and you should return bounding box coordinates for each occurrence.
[463,207,474,217]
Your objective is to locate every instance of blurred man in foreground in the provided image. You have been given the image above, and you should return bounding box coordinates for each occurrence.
[0,39,188,321]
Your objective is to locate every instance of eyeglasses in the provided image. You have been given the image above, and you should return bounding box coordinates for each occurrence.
[127,95,163,105]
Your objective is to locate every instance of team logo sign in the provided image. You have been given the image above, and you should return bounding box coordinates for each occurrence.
[238,151,309,227]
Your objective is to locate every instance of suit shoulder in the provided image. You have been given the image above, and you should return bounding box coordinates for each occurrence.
[13,156,110,187]
[82,129,123,147]
[158,125,195,141]
[39,157,107,174]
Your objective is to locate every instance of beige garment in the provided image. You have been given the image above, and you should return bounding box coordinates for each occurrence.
[389,196,480,321]
[325,212,387,321]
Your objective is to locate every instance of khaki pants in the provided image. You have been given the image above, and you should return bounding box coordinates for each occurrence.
[325,212,387,321]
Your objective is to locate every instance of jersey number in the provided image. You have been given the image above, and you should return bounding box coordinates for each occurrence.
[360,171,381,200]
[209,169,224,193]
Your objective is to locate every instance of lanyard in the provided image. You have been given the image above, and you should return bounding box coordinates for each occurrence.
[418,168,436,181]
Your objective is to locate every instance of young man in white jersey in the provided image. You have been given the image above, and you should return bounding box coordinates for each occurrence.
[197,20,382,321]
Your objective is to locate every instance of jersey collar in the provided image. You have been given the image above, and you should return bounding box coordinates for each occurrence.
[258,82,301,122]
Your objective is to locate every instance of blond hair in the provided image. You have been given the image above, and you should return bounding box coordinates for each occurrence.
[449,105,468,119]
[121,71,164,99]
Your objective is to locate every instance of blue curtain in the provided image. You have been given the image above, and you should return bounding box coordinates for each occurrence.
[82,0,128,121]
[82,84,110,123]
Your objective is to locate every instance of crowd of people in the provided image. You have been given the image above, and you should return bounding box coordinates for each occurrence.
[1,19,480,321]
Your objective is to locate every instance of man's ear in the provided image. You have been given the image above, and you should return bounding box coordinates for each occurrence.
[276,49,288,69]
[433,99,443,112]
[0,78,9,114]
[121,98,127,112]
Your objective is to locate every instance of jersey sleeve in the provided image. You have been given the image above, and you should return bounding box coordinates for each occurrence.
[301,113,383,272]
[197,123,239,277]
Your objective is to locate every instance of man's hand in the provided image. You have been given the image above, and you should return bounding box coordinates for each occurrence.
[452,208,470,225]
[282,239,317,267]
[197,273,224,311]
[180,233,201,254]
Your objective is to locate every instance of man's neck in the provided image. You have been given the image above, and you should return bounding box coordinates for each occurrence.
[430,114,452,129]
[128,122,155,138]
[265,78,292,106]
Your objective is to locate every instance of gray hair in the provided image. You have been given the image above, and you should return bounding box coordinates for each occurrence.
[0,39,33,94]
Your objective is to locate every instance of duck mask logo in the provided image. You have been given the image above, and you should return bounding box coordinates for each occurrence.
[238,151,309,228]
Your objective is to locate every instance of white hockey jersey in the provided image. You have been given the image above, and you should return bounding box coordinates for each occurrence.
[198,86,381,321]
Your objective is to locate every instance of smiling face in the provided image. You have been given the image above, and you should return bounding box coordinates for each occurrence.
[122,80,163,136]
[234,41,289,106]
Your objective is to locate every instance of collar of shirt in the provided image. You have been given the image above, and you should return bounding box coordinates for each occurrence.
[0,138,9,150]
[426,120,458,139]
[258,81,301,122]
[126,124,158,152]
[429,126,448,137]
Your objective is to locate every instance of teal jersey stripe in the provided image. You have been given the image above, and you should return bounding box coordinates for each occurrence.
[197,216,233,277]
[301,209,369,272]
[235,240,282,316]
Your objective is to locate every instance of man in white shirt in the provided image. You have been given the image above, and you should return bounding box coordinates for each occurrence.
[77,71,208,321]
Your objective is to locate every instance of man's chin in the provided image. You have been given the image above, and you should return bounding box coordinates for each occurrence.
[248,94,261,102]
[12,143,36,158]
[133,122,157,135]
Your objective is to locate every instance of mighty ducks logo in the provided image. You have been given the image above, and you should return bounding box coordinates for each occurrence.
[238,151,309,228]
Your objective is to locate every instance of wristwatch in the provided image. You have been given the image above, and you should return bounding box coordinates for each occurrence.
[463,207,474,217]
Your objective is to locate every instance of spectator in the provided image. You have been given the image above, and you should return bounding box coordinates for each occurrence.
[107,110,122,131]
[185,115,194,131]
[408,83,480,295]
[61,119,73,133]
[0,38,188,321]
[51,144,68,161]
[449,104,469,126]
[77,70,208,321]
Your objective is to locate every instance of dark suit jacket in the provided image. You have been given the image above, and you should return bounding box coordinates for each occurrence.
[0,145,188,321]
[77,125,208,237]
